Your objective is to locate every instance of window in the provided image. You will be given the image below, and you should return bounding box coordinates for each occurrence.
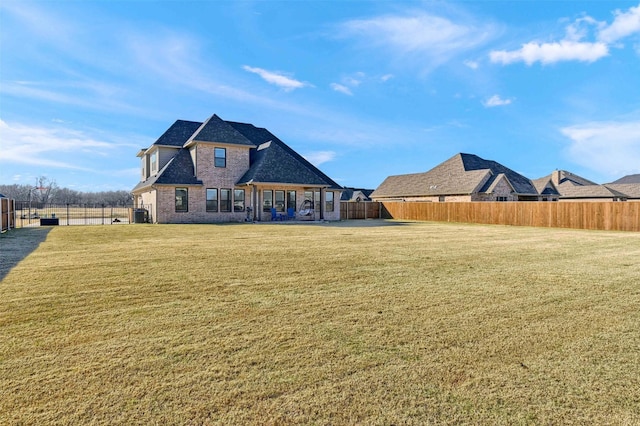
[206,188,218,212]
[287,191,296,211]
[304,191,314,209]
[263,190,273,212]
[150,151,158,174]
[275,190,285,212]
[325,191,334,212]
[220,189,232,212]
[214,147,226,168]
[497,196,508,202]
[438,196,445,202]
[175,187,188,212]
[234,189,245,212]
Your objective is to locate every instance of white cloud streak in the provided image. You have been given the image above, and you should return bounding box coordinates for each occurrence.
[598,4,640,43]
[483,95,513,107]
[491,3,640,65]
[338,10,497,71]
[490,41,608,65]
[561,120,640,177]
[0,119,124,171]
[302,151,337,166]
[331,83,353,96]
[242,66,309,91]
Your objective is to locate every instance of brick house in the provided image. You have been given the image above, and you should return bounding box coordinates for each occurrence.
[132,114,343,223]
[371,153,553,202]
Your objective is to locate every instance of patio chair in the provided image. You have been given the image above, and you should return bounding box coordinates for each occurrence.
[287,208,295,220]
[270,208,278,221]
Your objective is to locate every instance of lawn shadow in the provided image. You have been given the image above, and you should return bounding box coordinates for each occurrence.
[323,219,413,228]
[0,227,52,282]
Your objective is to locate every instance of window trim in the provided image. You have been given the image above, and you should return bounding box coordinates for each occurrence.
[206,188,218,212]
[263,190,273,212]
[220,188,232,212]
[234,189,245,212]
[214,147,226,168]
[175,187,188,212]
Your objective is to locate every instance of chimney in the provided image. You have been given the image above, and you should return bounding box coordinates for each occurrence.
[551,170,561,185]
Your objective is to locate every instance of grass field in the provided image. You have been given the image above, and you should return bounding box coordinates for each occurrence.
[1,221,640,424]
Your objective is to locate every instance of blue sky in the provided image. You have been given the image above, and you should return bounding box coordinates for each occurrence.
[1,1,640,192]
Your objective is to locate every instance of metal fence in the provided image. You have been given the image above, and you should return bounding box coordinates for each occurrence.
[14,202,149,228]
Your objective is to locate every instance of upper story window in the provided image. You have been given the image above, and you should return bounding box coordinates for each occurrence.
[150,151,158,174]
[214,148,226,168]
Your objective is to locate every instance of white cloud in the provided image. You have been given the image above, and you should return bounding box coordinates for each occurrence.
[463,59,479,69]
[598,5,640,43]
[242,66,308,91]
[338,10,496,71]
[380,74,394,82]
[0,119,121,170]
[491,3,640,66]
[483,95,513,107]
[331,83,353,96]
[561,120,640,177]
[490,40,609,65]
[302,151,337,166]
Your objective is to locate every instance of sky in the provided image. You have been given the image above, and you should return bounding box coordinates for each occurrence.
[1,0,640,192]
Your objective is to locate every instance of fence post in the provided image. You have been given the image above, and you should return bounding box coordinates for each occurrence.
[102,204,105,225]
[67,204,70,225]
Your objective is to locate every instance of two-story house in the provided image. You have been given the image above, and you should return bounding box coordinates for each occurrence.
[132,114,343,223]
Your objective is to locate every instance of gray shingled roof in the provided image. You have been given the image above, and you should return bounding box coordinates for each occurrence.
[371,153,538,199]
[228,121,342,189]
[187,114,255,147]
[133,115,341,192]
[556,181,625,199]
[611,174,640,184]
[153,120,202,147]
[132,148,202,192]
[605,183,640,198]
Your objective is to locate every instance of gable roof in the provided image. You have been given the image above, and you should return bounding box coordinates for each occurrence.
[341,188,374,201]
[153,120,203,147]
[371,153,538,199]
[611,174,640,184]
[186,114,255,147]
[228,121,342,189]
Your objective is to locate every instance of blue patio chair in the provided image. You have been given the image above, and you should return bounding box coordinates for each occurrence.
[287,207,295,220]
[270,208,278,221]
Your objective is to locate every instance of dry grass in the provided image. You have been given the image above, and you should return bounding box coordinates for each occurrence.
[1,221,640,425]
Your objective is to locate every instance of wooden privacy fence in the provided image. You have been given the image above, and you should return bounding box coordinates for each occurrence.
[1,198,16,232]
[381,201,640,232]
[340,201,381,220]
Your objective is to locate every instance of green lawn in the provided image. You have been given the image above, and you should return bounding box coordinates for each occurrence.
[1,221,640,424]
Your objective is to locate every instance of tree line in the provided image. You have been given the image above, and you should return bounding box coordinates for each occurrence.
[0,177,133,206]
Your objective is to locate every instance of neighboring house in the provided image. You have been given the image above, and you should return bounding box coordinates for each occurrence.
[537,170,632,202]
[371,153,551,202]
[341,187,374,202]
[132,114,343,223]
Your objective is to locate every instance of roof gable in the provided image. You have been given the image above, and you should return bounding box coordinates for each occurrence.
[187,114,255,147]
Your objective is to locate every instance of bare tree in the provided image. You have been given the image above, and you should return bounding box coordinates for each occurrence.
[34,176,58,204]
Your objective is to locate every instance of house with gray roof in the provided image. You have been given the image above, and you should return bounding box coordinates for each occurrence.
[535,170,637,201]
[371,153,555,202]
[132,114,342,223]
